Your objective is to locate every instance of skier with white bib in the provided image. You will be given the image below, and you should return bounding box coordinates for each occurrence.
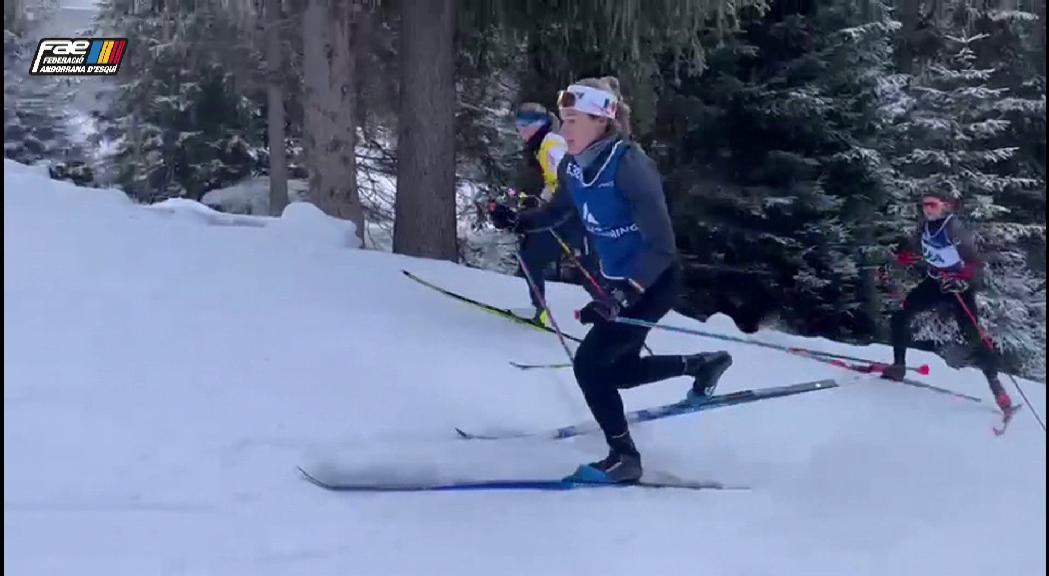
[884,191,1013,412]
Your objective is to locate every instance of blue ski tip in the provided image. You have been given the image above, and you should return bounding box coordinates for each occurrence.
[563,465,615,484]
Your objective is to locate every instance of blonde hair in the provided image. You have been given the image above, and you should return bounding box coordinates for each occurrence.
[572,76,632,138]
[517,102,561,132]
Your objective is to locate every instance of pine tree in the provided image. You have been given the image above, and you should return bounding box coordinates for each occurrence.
[95,1,267,202]
[658,0,902,336]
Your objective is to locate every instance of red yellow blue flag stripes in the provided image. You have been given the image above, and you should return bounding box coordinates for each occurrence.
[86,39,126,66]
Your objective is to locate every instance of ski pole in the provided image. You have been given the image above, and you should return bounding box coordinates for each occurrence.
[548,228,654,356]
[516,251,574,364]
[548,230,605,300]
[610,316,818,351]
[953,292,995,351]
[610,316,929,373]
[790,348,930,375]
[953,292,1045,432]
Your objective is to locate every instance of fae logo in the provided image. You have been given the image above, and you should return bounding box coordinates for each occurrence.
[30,38,127,76]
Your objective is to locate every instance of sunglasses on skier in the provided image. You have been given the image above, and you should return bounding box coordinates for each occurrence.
[556,85,618,119]
[922,199,945,209]
[556,89,580,109]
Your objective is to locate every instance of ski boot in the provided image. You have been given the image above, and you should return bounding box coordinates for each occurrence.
[880,363,906,382]
[995,390,1013,412]
[684,351,733,404]
[989,377,1013,412]
[565,432,643,484]
[509,307,549,327]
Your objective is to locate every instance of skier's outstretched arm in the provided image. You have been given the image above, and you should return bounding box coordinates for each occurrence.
[515,162,576,234]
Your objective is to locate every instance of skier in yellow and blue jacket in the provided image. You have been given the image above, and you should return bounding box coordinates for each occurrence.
[487,103,595,326]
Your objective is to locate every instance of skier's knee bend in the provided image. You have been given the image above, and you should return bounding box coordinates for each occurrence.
[572,356,598,391]
[975,346,999,378]
[573,346,609,394]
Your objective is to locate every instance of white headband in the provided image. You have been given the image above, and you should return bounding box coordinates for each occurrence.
[558,84,618,119]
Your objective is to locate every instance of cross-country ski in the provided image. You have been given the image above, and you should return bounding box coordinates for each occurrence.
[298,467,742,493]
[454,379,838,440]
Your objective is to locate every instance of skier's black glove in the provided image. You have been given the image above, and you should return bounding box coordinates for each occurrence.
[487,202,518,231]
[576,299,619,325]
[576,281,645,325]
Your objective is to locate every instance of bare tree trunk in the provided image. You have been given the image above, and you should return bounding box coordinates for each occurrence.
[353,4,374,133]
[392,0,457,260]
[302,0,364,243]
[266,0,289,216]
[1039,0,1046,76]
[4,0,25,34]
[896,0,920,74]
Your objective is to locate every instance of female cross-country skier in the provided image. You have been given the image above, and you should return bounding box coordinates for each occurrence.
[885,191,1013,412]
[494,77,734,483]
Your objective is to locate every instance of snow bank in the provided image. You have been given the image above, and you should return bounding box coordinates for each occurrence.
[270,201,360,250]
[200,176,310,216]
[4,159,1046,576]
[4,158,130,209]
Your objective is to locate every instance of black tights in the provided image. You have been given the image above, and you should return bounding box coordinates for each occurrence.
[573,265,691,446]
[890,277,1002,393]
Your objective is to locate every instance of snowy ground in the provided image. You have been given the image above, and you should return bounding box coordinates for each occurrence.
[4,159,1046,575]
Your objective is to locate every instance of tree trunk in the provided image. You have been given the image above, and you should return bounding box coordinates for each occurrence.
[266,0,289,216]
[302,0,364,244]
[1039,0,1046,76]
[896,0,920,74]
[392,0,457,260]
[4,0,25,34]
[353,4,374,133]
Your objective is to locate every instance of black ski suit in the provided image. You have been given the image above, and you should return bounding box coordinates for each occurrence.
[890,215,1002,394]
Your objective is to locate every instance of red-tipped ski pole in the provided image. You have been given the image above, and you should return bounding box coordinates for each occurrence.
[953,292,1044,432]
[547,229,653,356]
[549,230,606,300]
